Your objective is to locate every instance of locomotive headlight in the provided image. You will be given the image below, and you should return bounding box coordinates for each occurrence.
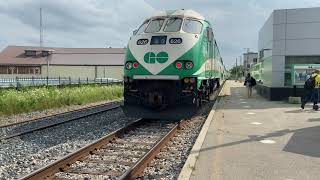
[184,78,190,84]
[190,77,196,83]
[185,61,194,69]
[125,62,133,70]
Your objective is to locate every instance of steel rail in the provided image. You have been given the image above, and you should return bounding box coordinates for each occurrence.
[0,103,120,141]
[21,118,180,180]
[21,81,226,179]
[120,80,226,179]
[21,118,143,180]
[0,101,122,128]
[119,122,182,180]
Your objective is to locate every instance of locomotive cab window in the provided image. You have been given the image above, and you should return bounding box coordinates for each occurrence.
[164,17,182,32]
[145,19,165,33]
[136,20,149,35]
[183,18,203,34]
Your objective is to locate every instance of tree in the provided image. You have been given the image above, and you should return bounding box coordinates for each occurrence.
[230,65,244,79]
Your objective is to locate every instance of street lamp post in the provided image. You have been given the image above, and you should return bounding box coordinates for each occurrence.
[239,55,243,79]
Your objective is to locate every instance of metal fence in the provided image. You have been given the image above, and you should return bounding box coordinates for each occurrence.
[0,77,122,88]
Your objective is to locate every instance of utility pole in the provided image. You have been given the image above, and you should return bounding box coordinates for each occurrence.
[239,56,243,76]
[239,56,242,77]
[236,58,238,81]
[40,8,43,47]
[40,8,49,77]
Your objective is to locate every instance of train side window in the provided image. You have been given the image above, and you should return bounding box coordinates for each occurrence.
[145,19,165,33]
[206,28,213,42]
[182,18,203,34]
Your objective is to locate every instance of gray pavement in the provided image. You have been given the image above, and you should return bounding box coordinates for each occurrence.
[190,81,320,180]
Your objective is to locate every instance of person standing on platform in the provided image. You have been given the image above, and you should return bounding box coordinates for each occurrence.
[244,73,256,98]
[301,70,320,110]
[313,70,320,110]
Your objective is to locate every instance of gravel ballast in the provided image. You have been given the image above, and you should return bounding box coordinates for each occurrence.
[0,100,122,127]
[0,102,120,138]
[0,95,218,179]
[0,108,135,179]
[54,121,176,179]
[142,101,215,179]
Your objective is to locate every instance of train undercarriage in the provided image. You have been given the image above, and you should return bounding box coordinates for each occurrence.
[122,77,220,119]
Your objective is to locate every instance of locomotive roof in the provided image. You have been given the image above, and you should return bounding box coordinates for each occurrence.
[151,9,205,20]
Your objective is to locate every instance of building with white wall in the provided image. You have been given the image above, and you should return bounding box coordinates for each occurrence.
[257,7,320,100]
[0,46,125,80]
[243,52,258,70]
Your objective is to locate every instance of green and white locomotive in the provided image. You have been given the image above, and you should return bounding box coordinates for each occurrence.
[123,9,227,119]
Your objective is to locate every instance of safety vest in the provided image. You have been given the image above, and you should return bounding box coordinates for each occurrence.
[314,74,320,88]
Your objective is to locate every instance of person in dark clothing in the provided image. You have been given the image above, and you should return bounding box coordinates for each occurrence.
[301,88,316,109]
[301,70,319,109]
[244,73,256,98]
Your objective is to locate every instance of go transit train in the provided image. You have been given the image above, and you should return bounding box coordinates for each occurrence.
[122,9,227,119]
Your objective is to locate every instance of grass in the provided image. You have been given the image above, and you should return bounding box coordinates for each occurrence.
[0,85,123,116]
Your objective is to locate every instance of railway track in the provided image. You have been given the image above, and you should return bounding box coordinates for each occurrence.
[21,118,182,180]
[17,83,225,179]
[0,102,121,141]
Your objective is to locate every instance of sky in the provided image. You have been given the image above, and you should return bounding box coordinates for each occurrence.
[0,0,320,69]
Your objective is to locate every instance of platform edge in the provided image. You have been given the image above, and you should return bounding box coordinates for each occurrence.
[177,94,221,180]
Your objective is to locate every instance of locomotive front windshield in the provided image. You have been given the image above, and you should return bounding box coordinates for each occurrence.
[135,17,203,34]
[183,18,203,34]
[163,18,182,32]
[145,19,165,33]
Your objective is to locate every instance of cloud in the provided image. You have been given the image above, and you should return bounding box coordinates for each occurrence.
[0,0,320,68]
[0,0,154,48]
[146,0,320,68]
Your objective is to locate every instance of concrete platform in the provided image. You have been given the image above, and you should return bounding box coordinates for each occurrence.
[184,81,320,180]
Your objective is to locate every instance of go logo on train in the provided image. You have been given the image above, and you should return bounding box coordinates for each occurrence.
[144,52,169,64]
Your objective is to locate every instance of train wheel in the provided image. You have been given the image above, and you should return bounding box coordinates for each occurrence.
[206,89,210,101]
[199,96,203,107]
[196,98,200,108]
[198,97,202,108]
[193,96,202,108]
